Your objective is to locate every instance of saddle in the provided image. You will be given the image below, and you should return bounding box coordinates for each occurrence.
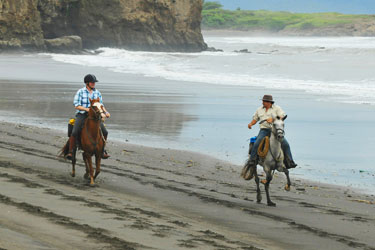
[67,118,105,150]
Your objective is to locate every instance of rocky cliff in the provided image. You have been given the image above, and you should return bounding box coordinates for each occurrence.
[0,0,207,52]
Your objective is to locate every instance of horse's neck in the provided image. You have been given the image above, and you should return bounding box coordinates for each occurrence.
[85,113,101,136]
[270,128,281,152]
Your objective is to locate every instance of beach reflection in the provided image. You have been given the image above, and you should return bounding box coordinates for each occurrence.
[0,81,197,137]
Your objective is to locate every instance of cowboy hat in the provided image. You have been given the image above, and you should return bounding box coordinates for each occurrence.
[261,94,274,103]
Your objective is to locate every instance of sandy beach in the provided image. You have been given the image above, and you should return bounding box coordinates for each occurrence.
[0,121,374,250]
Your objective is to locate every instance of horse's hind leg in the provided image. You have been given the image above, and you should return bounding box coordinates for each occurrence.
[71,148,77,177]
[94,154,101,180]
[284,168,291,191]
[254,167,262,203]
[264,171,276,206]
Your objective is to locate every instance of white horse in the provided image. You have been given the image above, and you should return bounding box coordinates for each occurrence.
[245,115,291,206]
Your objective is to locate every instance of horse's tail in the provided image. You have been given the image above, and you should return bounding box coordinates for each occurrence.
[58,139,70,158]
[241,158,255,181]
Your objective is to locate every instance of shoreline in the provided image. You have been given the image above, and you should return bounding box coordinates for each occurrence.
[0,120,375,249]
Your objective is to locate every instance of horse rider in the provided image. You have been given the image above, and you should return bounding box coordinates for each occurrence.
[247,94,297,169]
[66,74,110,160]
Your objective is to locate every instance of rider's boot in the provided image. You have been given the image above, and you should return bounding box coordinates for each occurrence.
[285,156,297,169]
[102,135,110,159]
[66,135,76,160]
[248,159,257,176]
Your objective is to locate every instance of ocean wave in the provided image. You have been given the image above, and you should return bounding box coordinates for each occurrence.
[44,46,375,105]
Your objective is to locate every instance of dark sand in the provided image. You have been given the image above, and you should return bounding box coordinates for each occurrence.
[0,121,374,250]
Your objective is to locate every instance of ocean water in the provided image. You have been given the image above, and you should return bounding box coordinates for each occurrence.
[1,34,375,194]
[47,36,375,105]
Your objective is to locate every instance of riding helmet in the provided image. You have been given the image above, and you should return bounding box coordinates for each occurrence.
[84,74,99,83]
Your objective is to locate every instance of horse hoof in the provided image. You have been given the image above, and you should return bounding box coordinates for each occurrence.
[257,194,262,203]
[71,172,75,177]
[285,184,291,191]
[83,173,89,180]
[267,202,276,207]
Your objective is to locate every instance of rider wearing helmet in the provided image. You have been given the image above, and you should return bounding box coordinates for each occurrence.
[66,74,110,160]
[247,95,297,170]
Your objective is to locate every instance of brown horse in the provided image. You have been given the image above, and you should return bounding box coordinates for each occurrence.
[61,98,106,185]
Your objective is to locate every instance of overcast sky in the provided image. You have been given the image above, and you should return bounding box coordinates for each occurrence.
[216,0,375,14]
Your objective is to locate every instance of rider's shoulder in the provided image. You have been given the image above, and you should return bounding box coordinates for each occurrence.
[75,87,85,95]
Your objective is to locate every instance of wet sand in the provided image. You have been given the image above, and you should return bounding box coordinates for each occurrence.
[0,121,374,250]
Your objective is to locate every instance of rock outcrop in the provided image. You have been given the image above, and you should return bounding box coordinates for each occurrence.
[0,0,44,50]
[44,35,82,53]
[0,0,207,52]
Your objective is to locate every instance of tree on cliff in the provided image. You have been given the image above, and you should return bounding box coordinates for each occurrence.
[203,1,223,10]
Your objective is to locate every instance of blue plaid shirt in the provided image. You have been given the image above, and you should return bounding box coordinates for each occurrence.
[73,87,103,114]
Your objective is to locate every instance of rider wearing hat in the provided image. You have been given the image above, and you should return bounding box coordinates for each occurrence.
[247,94,297,169]
[66,74,110,160]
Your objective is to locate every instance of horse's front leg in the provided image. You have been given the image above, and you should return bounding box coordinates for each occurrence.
[94,153,101,180]
[83,152,90,180]
[254,166,262,203]
[264,171,276,206]
[84,153,94,185]
[284,168,291,191]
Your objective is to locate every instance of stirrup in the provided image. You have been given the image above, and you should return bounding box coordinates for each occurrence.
[66,152,73,160]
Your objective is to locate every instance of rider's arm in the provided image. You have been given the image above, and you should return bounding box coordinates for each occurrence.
[75,106,90,112]
[248,119,257,129]
[73,89,89,112]
[102,106,110,118]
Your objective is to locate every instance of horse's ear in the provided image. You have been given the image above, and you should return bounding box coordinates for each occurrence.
[96,97,100,102]
[282,115,288,121]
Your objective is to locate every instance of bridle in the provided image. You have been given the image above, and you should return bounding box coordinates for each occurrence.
[88,104,105,122]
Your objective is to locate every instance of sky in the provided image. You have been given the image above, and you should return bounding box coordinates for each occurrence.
[215,0,375,14]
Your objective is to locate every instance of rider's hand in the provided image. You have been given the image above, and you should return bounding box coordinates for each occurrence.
[85,108,90,112]
[248,123,252,129]
[105,112,111,118]
[266,117,273,123]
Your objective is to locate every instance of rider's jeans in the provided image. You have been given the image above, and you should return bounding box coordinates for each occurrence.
[250,128,294,161]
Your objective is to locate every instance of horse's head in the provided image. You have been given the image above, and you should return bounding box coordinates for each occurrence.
[272,115,287,141]
[89,98,106,122]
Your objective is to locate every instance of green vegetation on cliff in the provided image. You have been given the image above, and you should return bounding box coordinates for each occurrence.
[202,1,374,31]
